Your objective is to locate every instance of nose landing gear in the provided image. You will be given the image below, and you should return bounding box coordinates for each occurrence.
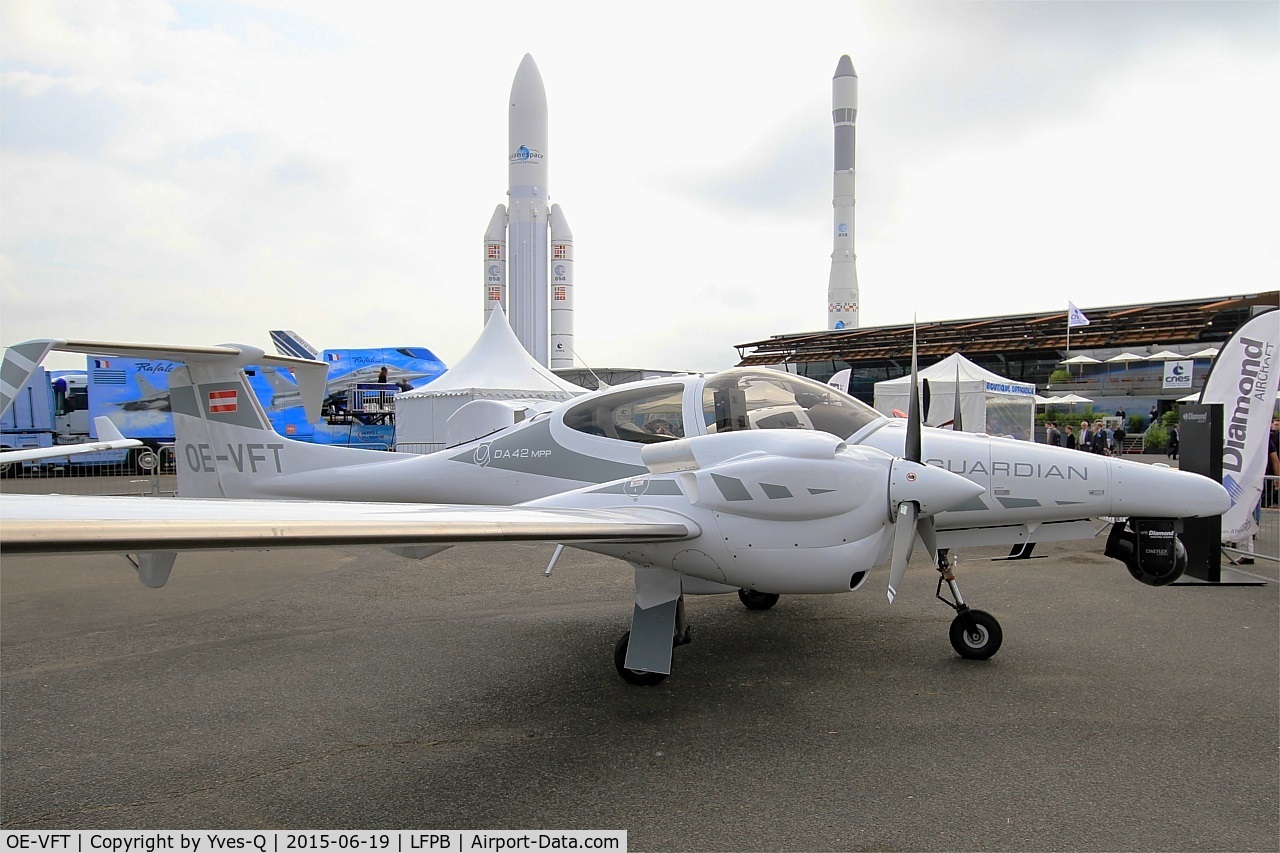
[935,550,1003,660]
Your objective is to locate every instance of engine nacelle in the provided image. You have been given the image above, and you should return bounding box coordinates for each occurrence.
[1104,518,1187,586]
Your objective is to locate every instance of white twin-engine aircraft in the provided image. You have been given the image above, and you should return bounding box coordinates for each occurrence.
[0,338,1229,685]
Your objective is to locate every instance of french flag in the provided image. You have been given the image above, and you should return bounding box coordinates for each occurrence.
[94,358,111,368]
[208,389,238,414]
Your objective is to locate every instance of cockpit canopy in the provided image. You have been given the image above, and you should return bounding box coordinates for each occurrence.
[563,368,883,445]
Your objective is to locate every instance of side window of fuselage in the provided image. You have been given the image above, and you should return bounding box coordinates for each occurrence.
[563,385,687,444]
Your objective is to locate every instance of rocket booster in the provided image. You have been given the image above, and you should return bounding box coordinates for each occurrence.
[549,203,574,368]
[483,204,507,324]
[483,54,573,369]
[827,54,859,331]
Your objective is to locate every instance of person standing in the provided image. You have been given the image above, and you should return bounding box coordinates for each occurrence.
[1167,424,1179,460]
[1091,421,1109,455]
[1264,418,1279,507]
[1064,424,1077,450]
[1046,422,1061,446]
[1079,420,1093,451]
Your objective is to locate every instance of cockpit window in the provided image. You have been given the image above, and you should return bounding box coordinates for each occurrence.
[702,369,882,439]
[564,384,687,444]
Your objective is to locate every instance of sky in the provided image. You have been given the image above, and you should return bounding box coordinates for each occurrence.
[2,0,1278,373]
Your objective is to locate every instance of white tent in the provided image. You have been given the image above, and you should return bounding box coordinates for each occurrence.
[873,353,1036,439]
[1105,352,1146,370]
[394,308,586,453]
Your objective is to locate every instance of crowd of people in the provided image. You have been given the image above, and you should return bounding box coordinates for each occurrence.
[1043,417,1127,455]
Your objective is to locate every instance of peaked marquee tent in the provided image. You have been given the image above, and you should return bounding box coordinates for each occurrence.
[873,352,1036,439]
[394,308,586,453]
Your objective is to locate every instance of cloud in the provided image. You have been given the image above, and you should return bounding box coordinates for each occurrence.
[1,0,1277,376]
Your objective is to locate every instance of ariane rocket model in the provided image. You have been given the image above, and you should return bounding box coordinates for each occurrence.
[827,54,859,331]
[483,54,574,369]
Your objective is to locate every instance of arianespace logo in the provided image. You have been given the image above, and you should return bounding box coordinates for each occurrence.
[510,144,544,165]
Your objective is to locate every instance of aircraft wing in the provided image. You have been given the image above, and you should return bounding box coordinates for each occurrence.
[0,418,142,464]
[0,494,696,556]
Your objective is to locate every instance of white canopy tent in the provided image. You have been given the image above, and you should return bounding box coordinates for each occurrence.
[873,353,1036,439]
[1105,352,1146,371]
[1060,354,1101,377]
[394,308,586,453]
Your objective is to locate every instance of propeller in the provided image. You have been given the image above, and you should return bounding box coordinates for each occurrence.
[921,378,932,426]
[886,323,939,603]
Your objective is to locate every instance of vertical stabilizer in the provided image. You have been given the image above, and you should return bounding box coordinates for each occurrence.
[269,331,320,360]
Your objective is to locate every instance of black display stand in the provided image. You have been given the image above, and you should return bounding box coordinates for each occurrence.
[1175,404,1265,585]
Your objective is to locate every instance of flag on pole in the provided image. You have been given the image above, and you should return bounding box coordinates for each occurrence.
[1067,302,1091,328]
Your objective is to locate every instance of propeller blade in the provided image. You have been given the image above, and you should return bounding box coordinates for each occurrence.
[887,501,918,603]
[906,325,921,463]
[952,362,964,432]
[916,515,937,563]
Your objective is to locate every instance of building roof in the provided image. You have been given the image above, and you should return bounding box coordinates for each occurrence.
[734,291,1278,367]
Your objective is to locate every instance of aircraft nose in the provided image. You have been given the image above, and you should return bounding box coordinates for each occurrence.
[891,460,986,517]
[1108,459,1231,518]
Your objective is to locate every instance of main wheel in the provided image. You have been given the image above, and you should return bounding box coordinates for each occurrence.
[949,609,1003,660]
[613,631,668,686]
[738,589,780,611]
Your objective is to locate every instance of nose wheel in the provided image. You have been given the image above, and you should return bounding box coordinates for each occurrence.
[935,550,1003,660]
[948,608,1002,659]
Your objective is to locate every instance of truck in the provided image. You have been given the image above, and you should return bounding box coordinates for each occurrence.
[0,367,153,475]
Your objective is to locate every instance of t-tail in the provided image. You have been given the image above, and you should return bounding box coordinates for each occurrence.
[1,339,395,498]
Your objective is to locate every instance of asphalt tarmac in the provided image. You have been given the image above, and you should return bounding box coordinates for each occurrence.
[1,537,1276,851]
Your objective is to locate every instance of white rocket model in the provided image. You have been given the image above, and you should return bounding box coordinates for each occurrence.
[827,54,859,331]
[483,54,574,369]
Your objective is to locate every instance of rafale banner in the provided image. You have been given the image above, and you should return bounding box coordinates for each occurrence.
[1198,308,1278,541]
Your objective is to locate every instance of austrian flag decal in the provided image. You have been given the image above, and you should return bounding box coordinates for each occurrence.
[207,389,238,414]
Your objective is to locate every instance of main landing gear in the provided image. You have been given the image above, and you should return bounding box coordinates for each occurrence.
[935,549,1002,660]
[613,595,691,686]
